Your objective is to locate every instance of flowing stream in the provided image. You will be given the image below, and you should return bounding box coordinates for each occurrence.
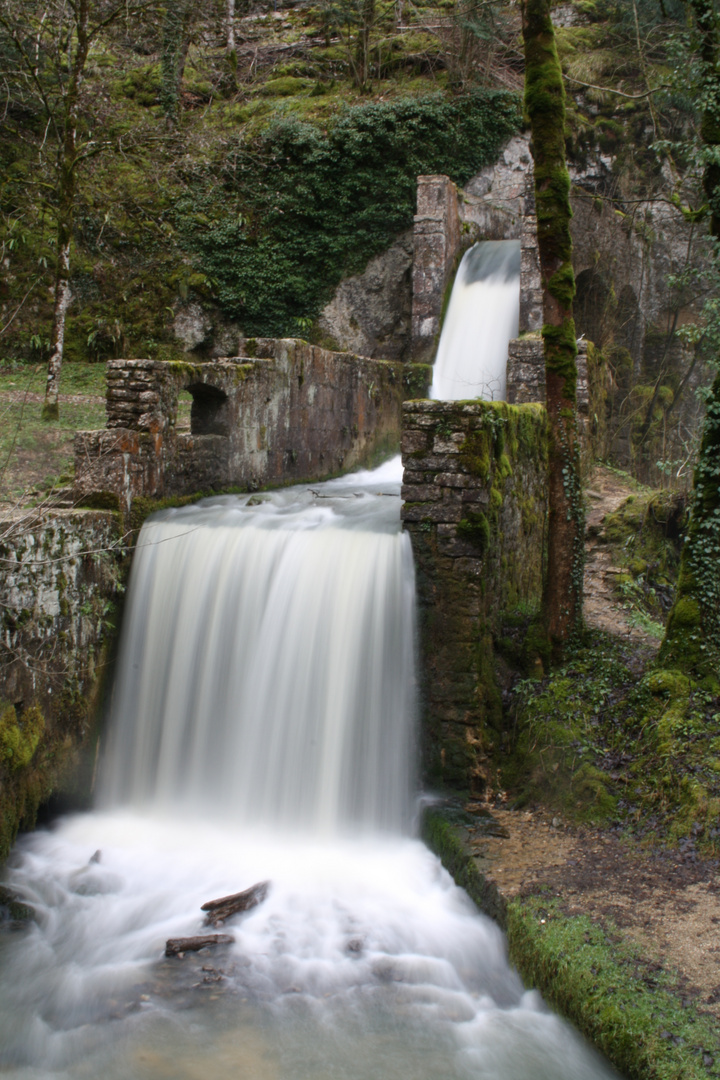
[431,240,521,402]
[0,458,615,1080]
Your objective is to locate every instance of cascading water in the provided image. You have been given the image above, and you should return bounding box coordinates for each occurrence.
[431,240,521,402]
[102,457,415,833]
[0,458,615,1080]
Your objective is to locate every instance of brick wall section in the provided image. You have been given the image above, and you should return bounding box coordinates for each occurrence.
[411,175,461,363]
[401,399,547,794]
[75,340,431,513]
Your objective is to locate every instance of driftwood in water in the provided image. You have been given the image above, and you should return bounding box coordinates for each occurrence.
[165,934,235,957]
[201,881,270,927]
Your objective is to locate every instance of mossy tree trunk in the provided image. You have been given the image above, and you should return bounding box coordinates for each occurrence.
[160,1,195,124]
[521,0,583,657]
[660,0,720,683]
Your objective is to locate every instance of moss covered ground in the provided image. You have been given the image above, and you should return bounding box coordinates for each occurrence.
[424,807,720,1080]
[497,469,719,846]
[499,628,720,845]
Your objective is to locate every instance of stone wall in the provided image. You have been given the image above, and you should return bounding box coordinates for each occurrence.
[401,399,547,794]
[410,142,544,364]
[411,175,461,362]
[75,339,431,512]
[507,336,589,413]
[0,508,124,857]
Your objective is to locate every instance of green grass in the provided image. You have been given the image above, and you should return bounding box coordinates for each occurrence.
[0,362,107,504]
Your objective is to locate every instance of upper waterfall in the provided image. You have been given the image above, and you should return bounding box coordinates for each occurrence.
[431,240,521,402]
[101,458,416,835]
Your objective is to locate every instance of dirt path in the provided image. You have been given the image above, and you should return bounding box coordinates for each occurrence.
[583,465,658,649]
[464,805,720,1016]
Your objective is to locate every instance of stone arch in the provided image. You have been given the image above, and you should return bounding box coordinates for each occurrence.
[186,383,229,437]
[574,267,612,349]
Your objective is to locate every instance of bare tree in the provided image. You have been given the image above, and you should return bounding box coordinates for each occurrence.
[0,0,161,421]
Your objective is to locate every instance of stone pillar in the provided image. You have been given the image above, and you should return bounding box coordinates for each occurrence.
[401,399,547,794]
[519,187,543,333]
[411,175,460,363]
[506,336,589,416]
[105,359,179,433]
[506,335,546,405]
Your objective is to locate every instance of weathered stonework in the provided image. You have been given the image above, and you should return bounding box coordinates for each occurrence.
[75,339,431,512]
[401,399,547,794]
[0,509,124,856]
[411,175,461,362]
[507,336,589,416]
[410,140,544,364]
[460,135,543,335]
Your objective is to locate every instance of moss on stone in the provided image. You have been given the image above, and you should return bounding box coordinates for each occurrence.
[457,510,491,553]
[0,703,45,770]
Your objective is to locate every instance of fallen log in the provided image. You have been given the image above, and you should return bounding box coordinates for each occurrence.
[201,880,270,927]
[165,934,235,958]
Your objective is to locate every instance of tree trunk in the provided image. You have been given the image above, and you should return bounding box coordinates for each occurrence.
[43,0,89,421]
[161,1,195,123]
[43,239,72,420]
[227,0,236,53]
[521,0,583,657]
[355,0,375,89]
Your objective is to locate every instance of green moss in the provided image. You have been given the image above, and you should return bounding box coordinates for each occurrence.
[0,703,45,770]
[502,629,720,842]
[79,491,121,512]
[507,897,719,1080]
[457,510,491,553]
[258,77,314,97]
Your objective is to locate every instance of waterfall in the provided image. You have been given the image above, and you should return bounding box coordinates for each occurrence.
[102,460,415,833]
[0,458,615,1080]
[431,240,521,402]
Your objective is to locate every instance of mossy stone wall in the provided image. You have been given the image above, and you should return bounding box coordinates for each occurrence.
[401,398,547,794]
[0,509,124,859]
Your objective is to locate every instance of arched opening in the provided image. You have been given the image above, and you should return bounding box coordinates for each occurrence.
[574,267,612,349]
[187,383,229,437]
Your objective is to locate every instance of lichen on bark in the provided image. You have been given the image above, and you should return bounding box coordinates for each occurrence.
[521,0,584,658]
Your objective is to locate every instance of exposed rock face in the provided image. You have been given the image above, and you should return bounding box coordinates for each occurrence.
[0,508,123,857]
[172,302,244,359]
[173,302,213,352]
[318,233,413,360]
[401,399,547,794]
[74,340,432,512]
[569,157,711,478]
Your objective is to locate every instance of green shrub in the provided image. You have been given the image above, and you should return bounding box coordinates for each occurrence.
[177,89,520,337]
